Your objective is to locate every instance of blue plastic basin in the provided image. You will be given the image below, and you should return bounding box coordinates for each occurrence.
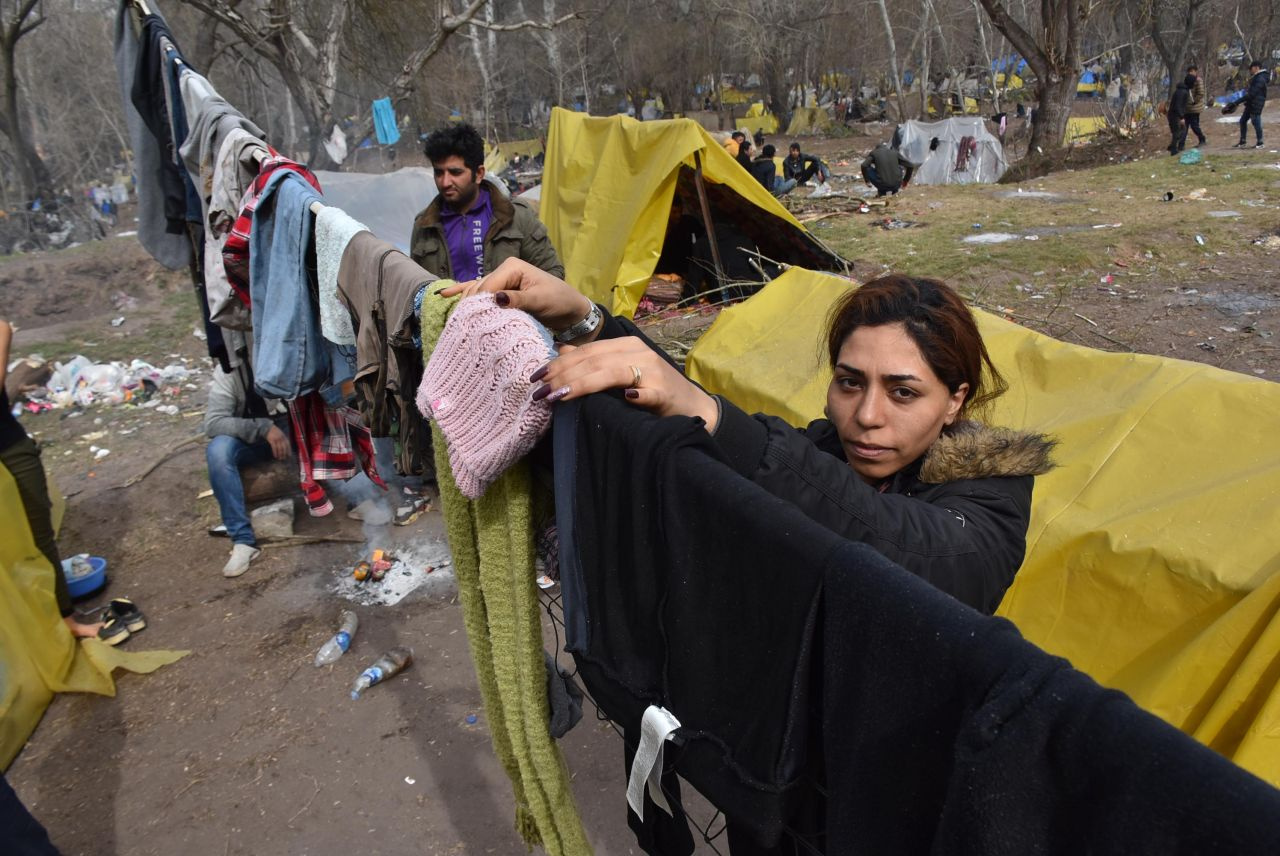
[61,555,107,599]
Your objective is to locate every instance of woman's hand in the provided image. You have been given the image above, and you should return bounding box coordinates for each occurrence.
[439,258,596,339]
[529,337,720,431]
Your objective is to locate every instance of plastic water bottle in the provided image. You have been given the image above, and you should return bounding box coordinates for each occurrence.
[314,610,359,667]
[350,646,414,699]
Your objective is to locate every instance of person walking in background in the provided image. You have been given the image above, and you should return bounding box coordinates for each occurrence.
[1232,61,1269,148]
[1184,65,1207,148]
[1167,77,1190,155]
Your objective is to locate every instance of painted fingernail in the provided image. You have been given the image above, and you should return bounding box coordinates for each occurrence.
[546,385,571,403]
[531,383,551,401]
[529,363,549,383]
[624,389,640,400]
[495,292,510,306]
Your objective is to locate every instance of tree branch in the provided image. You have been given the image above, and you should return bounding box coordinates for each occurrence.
[468,11,580,32]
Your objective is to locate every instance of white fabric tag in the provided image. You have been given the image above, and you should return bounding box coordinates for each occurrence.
[626,705,682,821]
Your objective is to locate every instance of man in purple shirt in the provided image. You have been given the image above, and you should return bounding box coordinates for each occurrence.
[411,123,563,282]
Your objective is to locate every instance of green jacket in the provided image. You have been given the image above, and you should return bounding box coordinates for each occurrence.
[410,180,564,279]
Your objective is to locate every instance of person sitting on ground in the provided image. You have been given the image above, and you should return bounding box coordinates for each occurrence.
[735,138,755,172]
[783,143,830,186]
[1232,61,1269,148]
[752,144,798,196]
[724,130,747,158]
[1167,77,1190,155]
[411,122,563,281]
[447,260,1056,614]
[204,363,293,578]
[860,141,914,197]
[1184,65,1207,148]
[0,318,105,640]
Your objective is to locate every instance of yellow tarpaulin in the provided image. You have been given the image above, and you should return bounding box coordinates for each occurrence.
[785,107,833,136]
[1066,116,1108,143]
[540,108,836,317]
[740,102,779,135]
[483,138,544,176]
[686,267,1280,786]
[0,465,187,770]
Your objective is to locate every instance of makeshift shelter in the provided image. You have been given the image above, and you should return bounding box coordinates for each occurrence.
[894,117,1007,185]
[483,138,544,176]
[1078,70,1105,96]
[784,106,833,136]
[315,167,435,253]
[1065,116,1108,143]
[539,108,844,317]
[739,101,779,135]
[685,267,1280,788]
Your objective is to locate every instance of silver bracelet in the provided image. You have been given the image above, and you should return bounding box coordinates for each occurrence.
[554,302,603,343]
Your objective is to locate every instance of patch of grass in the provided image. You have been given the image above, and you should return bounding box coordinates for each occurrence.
[816,150,1280,292]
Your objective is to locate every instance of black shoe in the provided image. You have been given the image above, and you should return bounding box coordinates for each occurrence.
[1256,142,1265,148]
[108,598,147,633]
[97,615,131,646]
[1233,141,1247,148]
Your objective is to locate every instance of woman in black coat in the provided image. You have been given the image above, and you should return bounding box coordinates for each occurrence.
[444,262,1055,614]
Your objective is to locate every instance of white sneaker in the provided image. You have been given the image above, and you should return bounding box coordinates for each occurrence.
[222,544,261,578]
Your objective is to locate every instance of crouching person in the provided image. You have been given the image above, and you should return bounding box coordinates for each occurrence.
[204,364,291,578]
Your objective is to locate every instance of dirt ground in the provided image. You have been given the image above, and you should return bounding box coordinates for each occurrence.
[5,106,1280,855]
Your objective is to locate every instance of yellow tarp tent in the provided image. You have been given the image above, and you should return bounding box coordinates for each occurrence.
[483,138,544,176]
[1066,116,1108,143]
[0,465,186,769]
[785,107,833,136]
[740,102,779,135]
[540,108,842,317]
[686,267,1280,787]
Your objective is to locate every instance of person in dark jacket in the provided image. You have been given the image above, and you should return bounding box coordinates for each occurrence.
[1233,61,1269,148]
[446,261,1056,613]
[860,141,915,196]
[735,137,755,172]
[1184,65,1207,147]
[410,123,563,280]
[782,143,829,185]
[751,144,797,196]
[1167,79,1190,154]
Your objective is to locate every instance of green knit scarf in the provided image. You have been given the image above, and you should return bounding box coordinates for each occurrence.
[421,283,591,855]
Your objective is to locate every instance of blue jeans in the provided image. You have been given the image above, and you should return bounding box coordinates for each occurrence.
[772,177,798,196]
[207,434,274,545]
[1241,109,1263,143]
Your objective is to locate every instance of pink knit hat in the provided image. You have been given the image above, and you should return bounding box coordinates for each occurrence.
[417,294,555,499]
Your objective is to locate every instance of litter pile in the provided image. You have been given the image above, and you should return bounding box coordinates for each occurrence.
[19,355,199,410]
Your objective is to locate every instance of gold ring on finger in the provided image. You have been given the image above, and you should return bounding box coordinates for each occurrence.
[630,365,643,389]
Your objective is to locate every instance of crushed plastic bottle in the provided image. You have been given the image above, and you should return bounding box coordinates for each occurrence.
[350,646,414,699]
[314,610,359,667]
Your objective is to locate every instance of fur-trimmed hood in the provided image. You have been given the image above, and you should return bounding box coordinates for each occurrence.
[918,421,1057,484]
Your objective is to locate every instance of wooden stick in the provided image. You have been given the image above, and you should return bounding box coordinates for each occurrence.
[259,535,365,550]
[114,435,205,489]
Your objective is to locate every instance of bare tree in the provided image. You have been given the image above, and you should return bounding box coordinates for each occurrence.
[0,0,50,201]
[978,0,1094,153]
[1144,0,1207,98]
[873,0,908,119]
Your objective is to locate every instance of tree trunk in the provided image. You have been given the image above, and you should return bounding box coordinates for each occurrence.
[1027,73,1075,153]
[1,45,48,200]
[874,0,907,121]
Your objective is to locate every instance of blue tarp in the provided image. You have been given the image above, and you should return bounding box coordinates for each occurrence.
[372,97,400,146]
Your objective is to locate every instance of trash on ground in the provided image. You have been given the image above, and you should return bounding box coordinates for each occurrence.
[963,232,1020,244]
[110,316,125,327]
[350,646,413,699]
[1208,210,1242,218]
[315,609,359,667]
[878,218,921,230]
[1179,150,1203,165]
